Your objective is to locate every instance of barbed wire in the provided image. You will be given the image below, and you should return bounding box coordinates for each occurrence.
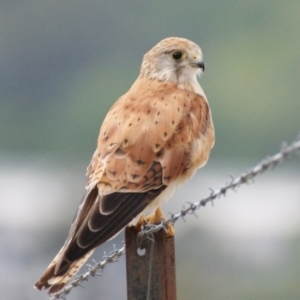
[49,134,300,300]
[49,245,125,300]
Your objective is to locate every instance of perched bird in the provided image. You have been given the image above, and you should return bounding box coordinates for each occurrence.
[34,37,215,294]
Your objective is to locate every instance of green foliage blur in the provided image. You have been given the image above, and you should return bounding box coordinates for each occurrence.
[1,0,299,163]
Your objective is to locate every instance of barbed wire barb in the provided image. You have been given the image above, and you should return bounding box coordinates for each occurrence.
[48,134,300,300]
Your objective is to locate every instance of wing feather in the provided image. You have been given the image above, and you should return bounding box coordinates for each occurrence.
[61,186,166,262]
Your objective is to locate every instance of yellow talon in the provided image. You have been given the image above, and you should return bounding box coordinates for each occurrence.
[135,207,175,237]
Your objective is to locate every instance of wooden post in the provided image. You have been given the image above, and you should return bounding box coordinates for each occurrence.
[125,226,177,300]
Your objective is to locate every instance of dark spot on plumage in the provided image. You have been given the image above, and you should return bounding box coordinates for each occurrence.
[177,108,180,112]
[115,148,126,157]
[155,121,158,125]
[157,112,160,116]
[174,96,176,99]
[104,136,109,141]
[124,139,128,144]
[136,159,146,165]
[154,102,157,106]
[137,118,140,121]
[131,173,140,180]
[147,109,151,114]
[165,103,167,106]
[164,132,167,137]
[109,171,117,177]
[129,123,132,127]
[156,148,165,158]
[163,176,171,181]
[103,131,106,136]
[155,143,160,149]
[161,97,164,100]
[172,120,175,125]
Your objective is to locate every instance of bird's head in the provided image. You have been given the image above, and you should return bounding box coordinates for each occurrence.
[140,37,205,86]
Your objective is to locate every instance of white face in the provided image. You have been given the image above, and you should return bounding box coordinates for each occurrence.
[154,50,204,84]
[141,37,205,85]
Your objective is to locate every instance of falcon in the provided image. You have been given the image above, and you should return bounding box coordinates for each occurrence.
[34,37,215,294]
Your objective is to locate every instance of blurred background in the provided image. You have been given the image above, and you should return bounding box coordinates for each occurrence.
[1,1,299,299]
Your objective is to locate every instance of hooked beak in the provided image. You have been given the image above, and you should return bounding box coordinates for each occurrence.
[190,60,205,72]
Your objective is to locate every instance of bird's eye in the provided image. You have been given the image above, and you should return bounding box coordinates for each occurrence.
[171,51,184,61]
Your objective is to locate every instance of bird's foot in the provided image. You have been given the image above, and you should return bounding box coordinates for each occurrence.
[135,207,175,237]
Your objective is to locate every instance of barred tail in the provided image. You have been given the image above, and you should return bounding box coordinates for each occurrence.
[34,248,94,294]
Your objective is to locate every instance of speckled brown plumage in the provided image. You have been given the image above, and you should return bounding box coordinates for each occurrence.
[34,37,215,294]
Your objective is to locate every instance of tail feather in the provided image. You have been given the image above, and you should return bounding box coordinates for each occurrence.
[34,249,94,294]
